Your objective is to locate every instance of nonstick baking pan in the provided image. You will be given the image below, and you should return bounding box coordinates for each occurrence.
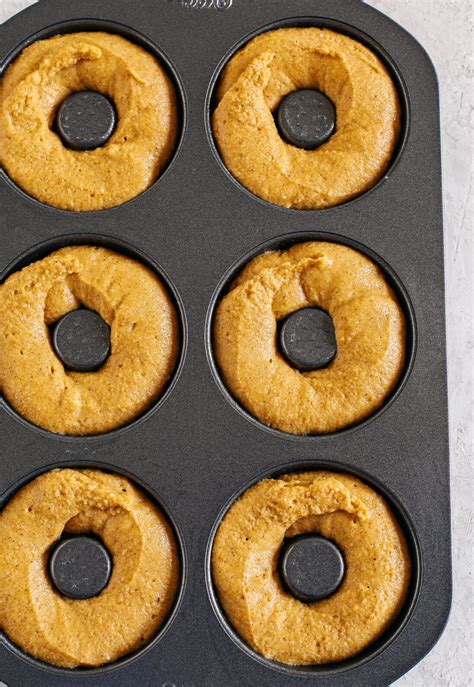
[0,1,451,685]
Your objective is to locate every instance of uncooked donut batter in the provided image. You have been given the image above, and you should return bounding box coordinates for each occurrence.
[0,246,179,435]
[213,28,400,209]
[0,469,180,668]
[214,242,406,434]
[0,32,178,211]
[212,471,411,664]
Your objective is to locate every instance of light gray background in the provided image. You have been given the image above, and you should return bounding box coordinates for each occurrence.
[0,0,472,685]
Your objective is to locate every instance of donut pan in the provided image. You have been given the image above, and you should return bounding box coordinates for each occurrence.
[0,0,451,685]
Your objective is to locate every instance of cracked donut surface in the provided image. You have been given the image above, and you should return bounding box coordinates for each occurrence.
[0,32,177,211]
[214,242,406,434]
[0,246,179,435]
[0,468,180,667]
[213,28,400,209]
[212,471,411,665]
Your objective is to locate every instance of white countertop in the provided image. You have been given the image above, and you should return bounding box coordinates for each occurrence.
[367,4,473,685]
[0,0,472,685]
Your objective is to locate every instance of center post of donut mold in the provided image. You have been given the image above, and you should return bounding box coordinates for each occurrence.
[52,308,111,373]
[48,535,113,600]
[278,307,338,372]
[56,91,117,151]
[279,534,346,603]
[276,89,337,150]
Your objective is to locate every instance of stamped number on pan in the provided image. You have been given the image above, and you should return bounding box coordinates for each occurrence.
[168,0,233,10]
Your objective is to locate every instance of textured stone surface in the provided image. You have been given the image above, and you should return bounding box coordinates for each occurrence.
[0,0,472,684]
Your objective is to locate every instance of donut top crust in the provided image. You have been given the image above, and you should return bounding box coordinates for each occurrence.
[212,471,411,665]
[0,468,180,668]
[0,32,178,211]
[214,242,406,434]
[0,246,179,435]
[213,27,401,209]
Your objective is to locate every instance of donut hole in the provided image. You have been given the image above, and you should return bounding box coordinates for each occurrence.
[206,18,409,212]
[48,90,119,146]
[206,233,416,439]
[277,307,338,372]
[47,308,112,373]
[274,89,337,151]
[206,463,421,677]
[278,533,346,603]
[52,91,118,151]
[47,533,113,600]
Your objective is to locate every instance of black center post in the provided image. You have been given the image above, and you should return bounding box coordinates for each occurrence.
[52,309,111,372]
[279,307,337,372]
[49,535,113,600]
[277,89,336,150]
[279,534,345,603]
[56,91,117,151]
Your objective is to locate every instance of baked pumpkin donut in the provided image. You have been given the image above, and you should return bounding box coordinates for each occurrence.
[0,469,180,668]
[0,32,178,211]
[0,246,179,435]
[212,471,411,665]
[213,28,400,209]
[214,242,406,434]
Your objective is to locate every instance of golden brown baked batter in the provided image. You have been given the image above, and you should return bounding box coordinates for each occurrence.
[214,242,406,434]
[0,469,180,668]
[0,246,179,435]
[212,471,411,665]
[0,32,177,211]
[213,28,400,209]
